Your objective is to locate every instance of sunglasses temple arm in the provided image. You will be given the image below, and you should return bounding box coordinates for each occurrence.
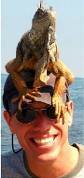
[66,89,70,102]
[12,134,22,154]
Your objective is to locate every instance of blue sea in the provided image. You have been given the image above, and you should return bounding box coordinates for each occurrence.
[1,74,84,154]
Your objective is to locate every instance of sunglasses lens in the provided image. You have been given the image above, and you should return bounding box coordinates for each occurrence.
[47,106,58,119]
[16,103,58,123]
[16,108,37,123]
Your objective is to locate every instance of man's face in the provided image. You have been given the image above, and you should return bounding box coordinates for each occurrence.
[4,101,72,163]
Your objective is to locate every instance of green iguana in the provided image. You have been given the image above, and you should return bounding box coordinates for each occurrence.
[5,2,74,119]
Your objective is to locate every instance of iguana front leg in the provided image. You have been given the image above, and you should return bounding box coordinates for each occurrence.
[51,76,67,121]
[50,59,74,121]
[52,59,75,84]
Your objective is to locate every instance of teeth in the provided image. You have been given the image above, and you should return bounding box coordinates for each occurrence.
[34,137,54,145]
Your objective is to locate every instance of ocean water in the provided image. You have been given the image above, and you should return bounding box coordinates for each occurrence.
[1,74,84,154]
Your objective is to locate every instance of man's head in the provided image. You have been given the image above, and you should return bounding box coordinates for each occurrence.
[3,72,73,163]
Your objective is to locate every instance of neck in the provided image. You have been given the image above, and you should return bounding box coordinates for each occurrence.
[24,144,79,178]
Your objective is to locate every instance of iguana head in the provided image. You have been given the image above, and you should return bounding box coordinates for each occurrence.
[32,5,56,32]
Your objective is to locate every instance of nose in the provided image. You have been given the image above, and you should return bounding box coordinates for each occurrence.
[33,112,51,132]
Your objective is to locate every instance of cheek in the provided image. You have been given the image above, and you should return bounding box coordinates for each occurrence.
[54,121,68,144]
[14,123,33,149]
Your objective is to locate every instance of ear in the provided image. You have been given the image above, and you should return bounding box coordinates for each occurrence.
[3,111,16,134]
[66,101,73,126]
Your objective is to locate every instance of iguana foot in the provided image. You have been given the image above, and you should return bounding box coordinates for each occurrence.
[52,93,65,122]
[18,89,42,110]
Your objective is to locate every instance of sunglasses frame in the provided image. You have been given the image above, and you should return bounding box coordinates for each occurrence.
[9,89,70,124]
[16,105,57,124]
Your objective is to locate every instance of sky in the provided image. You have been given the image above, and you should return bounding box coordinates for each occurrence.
[1,0,84,77]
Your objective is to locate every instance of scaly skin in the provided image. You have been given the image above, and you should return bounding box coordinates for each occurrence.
[5,5,74,118]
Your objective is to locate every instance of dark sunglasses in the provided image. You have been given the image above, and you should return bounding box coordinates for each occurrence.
[9,90,70,124]
[16,104,57,124]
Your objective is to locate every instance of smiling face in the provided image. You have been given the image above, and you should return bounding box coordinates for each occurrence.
[4,101,73,163]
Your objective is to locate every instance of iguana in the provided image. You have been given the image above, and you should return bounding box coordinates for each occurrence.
[5,2,74,118]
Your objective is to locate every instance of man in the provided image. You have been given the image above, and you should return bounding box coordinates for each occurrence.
[2,72,84,178]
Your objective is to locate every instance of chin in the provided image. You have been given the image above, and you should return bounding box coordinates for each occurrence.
[36,145,62,162]
[27,136,62,163]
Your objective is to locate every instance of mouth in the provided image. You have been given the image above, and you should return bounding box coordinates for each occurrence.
[30,134,59,148]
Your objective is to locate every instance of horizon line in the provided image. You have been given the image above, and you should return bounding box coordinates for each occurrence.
[1,73,84,79]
